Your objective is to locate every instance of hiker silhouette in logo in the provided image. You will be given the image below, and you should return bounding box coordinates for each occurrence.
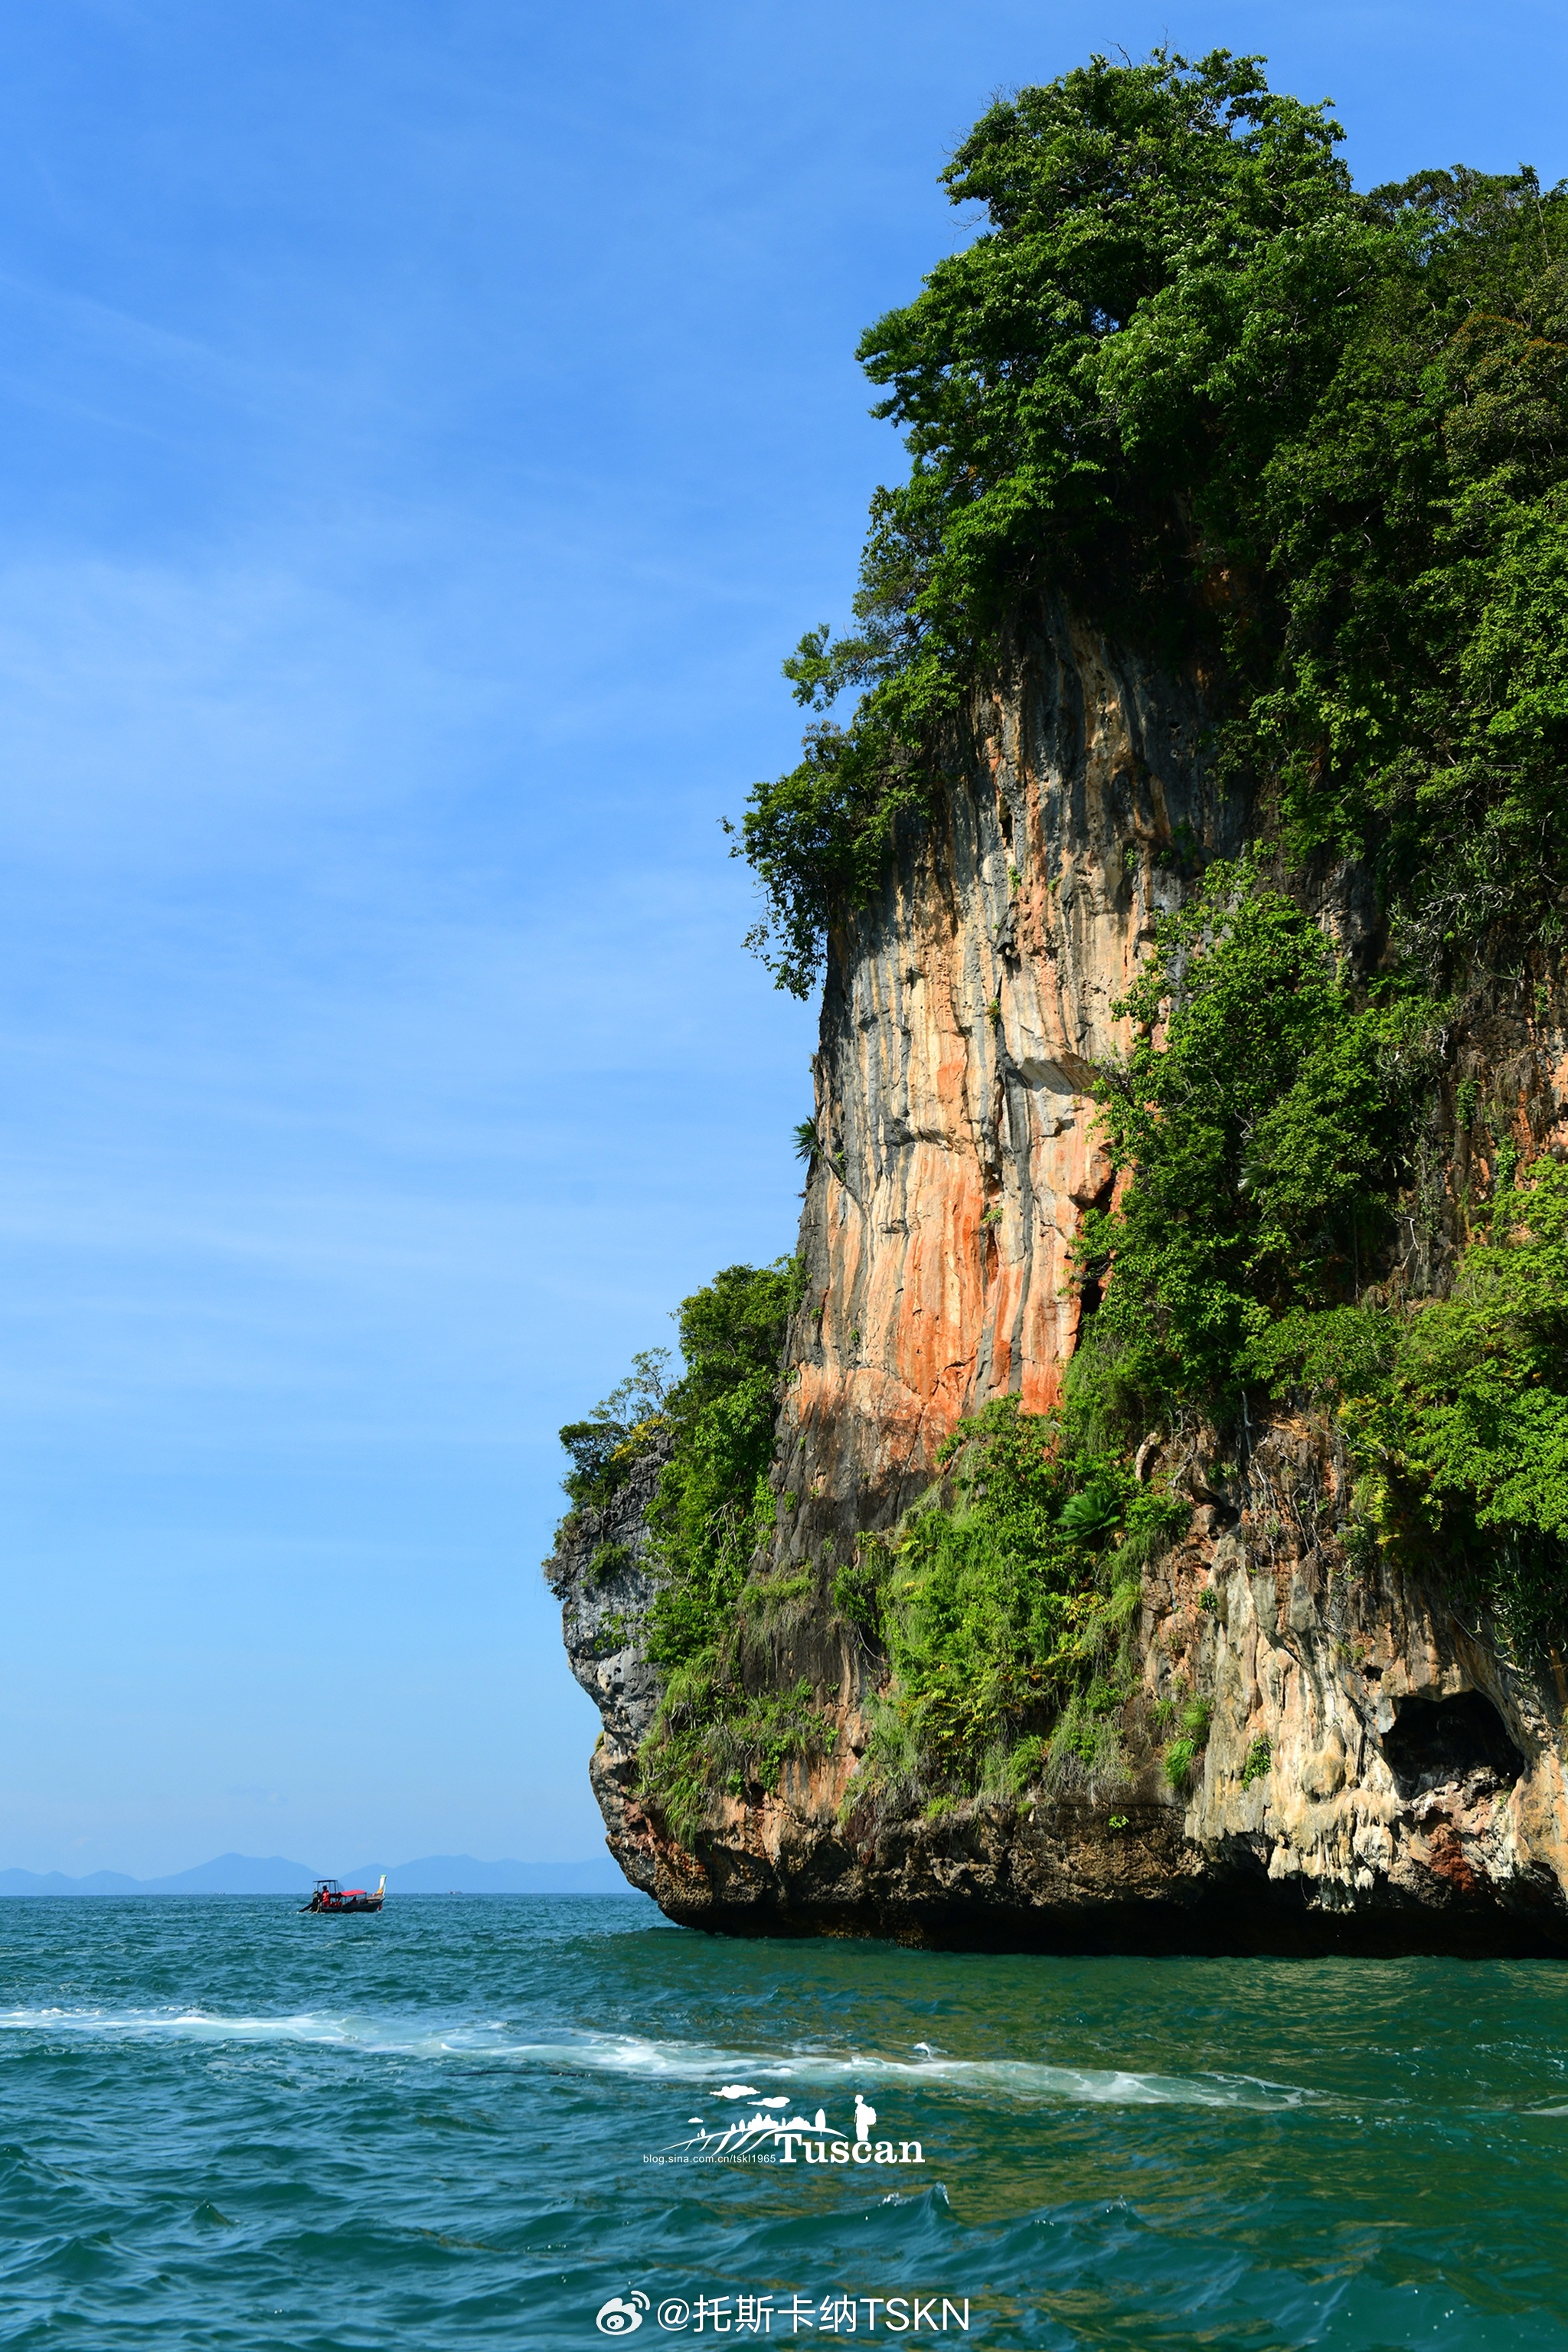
[854,2094,877,2145]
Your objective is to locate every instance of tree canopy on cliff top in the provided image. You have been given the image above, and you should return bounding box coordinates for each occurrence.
[737,48,1568,995]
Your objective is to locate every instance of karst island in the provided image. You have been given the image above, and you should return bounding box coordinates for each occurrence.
[549,50,1568,1958]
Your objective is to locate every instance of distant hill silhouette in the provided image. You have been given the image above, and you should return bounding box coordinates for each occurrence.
[0,1851,632,1896]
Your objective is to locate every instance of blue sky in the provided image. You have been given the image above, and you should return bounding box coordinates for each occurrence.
[1,0,1563,1877]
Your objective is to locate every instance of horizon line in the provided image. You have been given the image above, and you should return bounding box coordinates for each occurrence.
[0,1847,629,1891]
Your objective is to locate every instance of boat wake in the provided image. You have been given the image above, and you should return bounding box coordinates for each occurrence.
[0,2010,1315,2109]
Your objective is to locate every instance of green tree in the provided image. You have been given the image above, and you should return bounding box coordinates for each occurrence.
[1076,860,1423,1416]
[557,1348,672,1510]
[643,1259,805,1672]
[738,48,1374,991]
[868,1396,1186,1798]
[1346,1162,1568,1649]
[737,53,1568,993]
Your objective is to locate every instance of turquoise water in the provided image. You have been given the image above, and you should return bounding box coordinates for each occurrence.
[2,1896,1566,2349]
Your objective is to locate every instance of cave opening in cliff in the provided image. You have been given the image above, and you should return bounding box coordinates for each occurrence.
[1380,1691,1525,1800]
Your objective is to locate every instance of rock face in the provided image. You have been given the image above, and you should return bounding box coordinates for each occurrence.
[550,599,1568,1957]
[546,1437,697,1910]
[775,603,1257,1553]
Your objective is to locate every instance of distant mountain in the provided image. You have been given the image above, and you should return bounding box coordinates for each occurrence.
[0,1867,146,1896]
[158,1853,319,1893]
[0,1851,632,1896]
[0,1852,317,1896]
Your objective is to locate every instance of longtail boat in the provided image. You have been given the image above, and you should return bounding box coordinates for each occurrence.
[300,1875,385,1914]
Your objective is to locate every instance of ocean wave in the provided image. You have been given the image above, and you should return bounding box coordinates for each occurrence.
[531,2037,1317,2111]
[0,2010,1315,2109]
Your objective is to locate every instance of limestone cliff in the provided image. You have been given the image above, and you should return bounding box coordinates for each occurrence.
[549,601,1568,1958]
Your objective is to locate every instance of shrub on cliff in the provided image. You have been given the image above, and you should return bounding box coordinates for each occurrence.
[1077,858,1568,1653]
[1076,856,1429,1416]
[1343,1160,1568,1653]
[557,1348,673,1512]
[738,49,1568,992]
[859,1396,1188,1806]
[556,1256,828,1841]
[642,1258,805,1673]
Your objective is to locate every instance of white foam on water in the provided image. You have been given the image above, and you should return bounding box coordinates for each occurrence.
[0,2008,1316,2109]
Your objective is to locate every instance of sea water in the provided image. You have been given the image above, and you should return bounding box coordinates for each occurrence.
[1,1895,1565,2349]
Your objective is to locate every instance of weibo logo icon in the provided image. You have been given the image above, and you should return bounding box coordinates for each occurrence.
[596,2293,650,2334]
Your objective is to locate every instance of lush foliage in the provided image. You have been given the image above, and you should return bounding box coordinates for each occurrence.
[558,1257,831,1841]
[1254,165,1568,960]
[642,1260,806,1677]
[1076,858,1429,1416]
[857,1396,1188,1805]
[558,1350,672,1512]
[737,48,1568,991]
[1344,1161,1568,1652]
[1075,859,1568,1655]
